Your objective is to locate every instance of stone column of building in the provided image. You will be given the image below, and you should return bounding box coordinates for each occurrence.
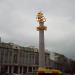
[18,66,20,74]
[32,67,34,72]
[36,12,47,67]
[34,54,35,65]
[11,66,14,73]
[7,49,10,73]
[3,49,5,65]
[21,67,23,74]
[7,66,9,73]
[11,48,14,73]
[27,67,28,73]
[0,65,1,72]
[17,47,20,74]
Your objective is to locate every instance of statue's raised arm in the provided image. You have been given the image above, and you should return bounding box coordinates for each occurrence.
[36,11,46,22]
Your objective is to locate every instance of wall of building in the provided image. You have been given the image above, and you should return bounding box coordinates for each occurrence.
[0,43,50,74]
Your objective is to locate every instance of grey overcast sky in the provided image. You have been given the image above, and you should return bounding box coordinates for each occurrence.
[0,0,75,60]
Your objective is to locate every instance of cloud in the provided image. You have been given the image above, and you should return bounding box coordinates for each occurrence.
[0,0,75,60]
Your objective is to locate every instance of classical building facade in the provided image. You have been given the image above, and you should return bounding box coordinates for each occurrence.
[0,42,50,74]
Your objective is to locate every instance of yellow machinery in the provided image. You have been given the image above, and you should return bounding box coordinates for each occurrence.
[37,67,63,75]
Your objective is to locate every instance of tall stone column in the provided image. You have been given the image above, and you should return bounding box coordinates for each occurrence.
[36,12,47,67]
[39,22,45,67]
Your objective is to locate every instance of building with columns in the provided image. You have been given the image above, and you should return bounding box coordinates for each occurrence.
[0,42,50,74]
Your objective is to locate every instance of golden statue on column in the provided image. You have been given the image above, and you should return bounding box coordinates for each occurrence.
[36,12,47,31]
[36,11,46,22]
